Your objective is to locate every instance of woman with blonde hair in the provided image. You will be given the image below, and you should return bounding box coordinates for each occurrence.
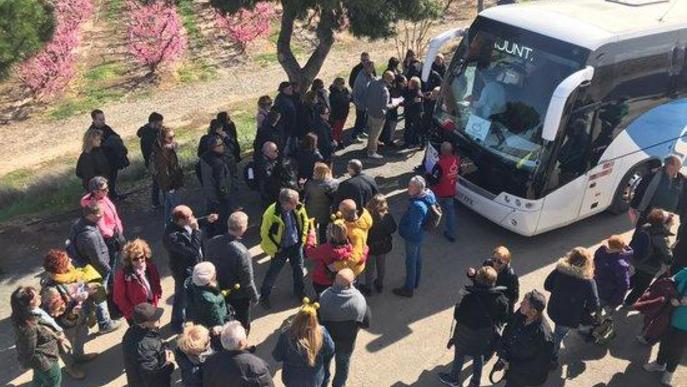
[544,247,600,366]
[304,162,339,243]
[273,299,335,386]
[113,239,162,325]
[76,128,111,190]
[361,194,397,295]
[175,323,214,387]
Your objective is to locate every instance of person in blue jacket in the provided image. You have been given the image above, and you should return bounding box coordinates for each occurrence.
[393,176,437,298]
[644,267,687,386]
[272,299,334,387]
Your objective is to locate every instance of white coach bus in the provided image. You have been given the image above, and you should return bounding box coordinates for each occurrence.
[422,0,687,236]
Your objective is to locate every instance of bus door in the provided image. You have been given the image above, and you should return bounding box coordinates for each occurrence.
[575,108,620,218]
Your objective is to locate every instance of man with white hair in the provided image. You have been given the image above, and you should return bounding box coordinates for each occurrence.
[365,70,402,159]
[206,211,259,332]
[258,188,310,309]
[394,176,437,298]
[203,321,274,387]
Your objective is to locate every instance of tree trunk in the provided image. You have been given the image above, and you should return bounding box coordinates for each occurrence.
[276,0,336,91]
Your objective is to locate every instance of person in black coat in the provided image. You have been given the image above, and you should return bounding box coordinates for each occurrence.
[205,211,260,333]
[439,266,509,387]
[295,133,324,181]
[497,290,555,387]
[254,108,285,154]
[256,142,298,208]
[89,109,129,200]
[362,194,397,294]
[311,105,336,162]
[199,137,239,238]
[76,128,111,190]
[544,247,600,364]
[217,111,241,162]
[333,159,379,211]
[203,321,274,387]
[484,246,520,315]
[162,205,205,333]
[122,303,174,387]
[137,112,164,209]
[328,78,351,146]
[274,82,298,152]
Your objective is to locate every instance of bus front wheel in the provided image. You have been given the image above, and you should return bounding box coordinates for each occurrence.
[607,165,649,215]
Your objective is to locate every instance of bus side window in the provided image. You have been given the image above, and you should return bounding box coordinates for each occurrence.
[556,113,593,185]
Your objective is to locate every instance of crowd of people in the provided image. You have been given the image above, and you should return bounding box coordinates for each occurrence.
[9,48,687,387]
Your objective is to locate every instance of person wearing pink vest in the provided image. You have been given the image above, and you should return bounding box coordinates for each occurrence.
[427,142,460,242]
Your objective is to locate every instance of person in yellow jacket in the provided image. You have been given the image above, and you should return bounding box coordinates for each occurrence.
[258,188,309,310]
[332,199,373,277]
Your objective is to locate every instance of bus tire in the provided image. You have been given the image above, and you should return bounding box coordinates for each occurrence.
[607,164,649,215]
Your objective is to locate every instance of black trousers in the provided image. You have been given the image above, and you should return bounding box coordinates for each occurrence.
[657,326,687,372]
[227,297,252,334]
[625,270,655,306]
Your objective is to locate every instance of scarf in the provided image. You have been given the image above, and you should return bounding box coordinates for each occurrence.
[131,264,153,301]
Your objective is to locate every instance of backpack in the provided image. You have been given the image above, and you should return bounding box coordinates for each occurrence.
[629,226,653,265]
[243,160,258,191]
[65,232,89,268]
[423,202,443,231]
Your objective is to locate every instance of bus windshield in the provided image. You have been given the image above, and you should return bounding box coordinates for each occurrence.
[437,19,588,172]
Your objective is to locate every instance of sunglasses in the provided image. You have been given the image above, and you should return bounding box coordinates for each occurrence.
[131,256,146,262]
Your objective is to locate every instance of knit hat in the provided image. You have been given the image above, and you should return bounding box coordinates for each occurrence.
[192,262,216,287]
[524,290,546,312]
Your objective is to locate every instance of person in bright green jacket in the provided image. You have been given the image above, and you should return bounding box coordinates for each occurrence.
[644,267,687,385]
[259,188,310,310]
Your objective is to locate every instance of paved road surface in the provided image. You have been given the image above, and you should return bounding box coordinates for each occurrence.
[1,139,685,386]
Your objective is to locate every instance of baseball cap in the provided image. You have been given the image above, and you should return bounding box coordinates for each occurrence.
[133,302,164,324]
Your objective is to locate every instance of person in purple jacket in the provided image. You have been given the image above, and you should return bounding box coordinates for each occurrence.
[594,235,633,314]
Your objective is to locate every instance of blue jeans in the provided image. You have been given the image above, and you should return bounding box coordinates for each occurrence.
[324,349,353,387]
[161,189,181,225]
[438,197,456,238]
[260,244,305,298]
[448,345,484,384]
[94,300,112,330]
[171,273,188,332]
[404,240,423,290]
[553,324,572,358]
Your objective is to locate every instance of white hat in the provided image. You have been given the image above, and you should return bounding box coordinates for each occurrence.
[192,262,216,287]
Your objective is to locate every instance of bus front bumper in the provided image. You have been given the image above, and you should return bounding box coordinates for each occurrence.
[455,179,542,237]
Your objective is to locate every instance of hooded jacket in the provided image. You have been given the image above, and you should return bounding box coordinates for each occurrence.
[260,202,309,257]
[498,313,554,387]
[399,190,437,243]
[69,217,111,275]
[122,324,174,387]
[635,222,674,276]
[333,209,373,276]
[594,245,633,307]
[544,258,600,328]
[184,278,233,328]
[304,231,354,286]
[113,263,163,321]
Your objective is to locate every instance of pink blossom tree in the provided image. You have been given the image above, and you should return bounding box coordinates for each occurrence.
[214,2,275,52]
[127,1,187,74]
[17,0,94,98]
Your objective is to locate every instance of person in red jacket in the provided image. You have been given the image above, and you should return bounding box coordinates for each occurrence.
[428,141,460,242]
[114,239,162,325]
[305,221,357,297]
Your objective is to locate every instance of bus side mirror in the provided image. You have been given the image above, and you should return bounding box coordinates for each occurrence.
[542,66,595,142]
[422,27,467,82]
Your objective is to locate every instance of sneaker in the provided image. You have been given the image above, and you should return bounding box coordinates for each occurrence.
[351,136,364,144]
[98,320,121,335]
[636,334,649,344]
[359,132,369,139]
[64,364,86,380]
[259,296,272,310]
[437,372,460,387]
[368,152,383,159]
[644,362,667,373]
[661,371,674,386]
[392,287,414,298]
[443,231,456,243]
[74,353,99,363]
